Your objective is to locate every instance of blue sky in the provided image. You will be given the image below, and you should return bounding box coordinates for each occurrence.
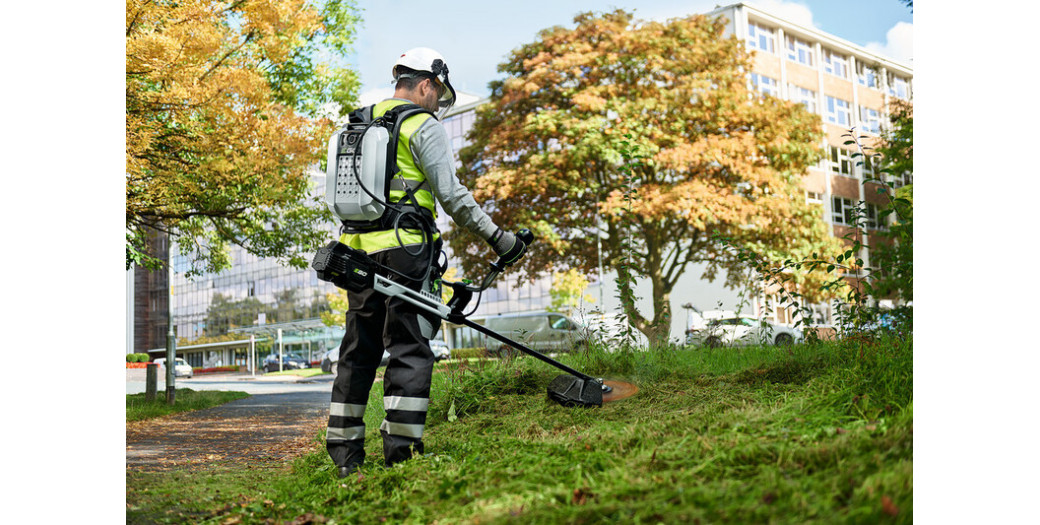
[346,0,914,105]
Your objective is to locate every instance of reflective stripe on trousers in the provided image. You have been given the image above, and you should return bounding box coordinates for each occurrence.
[380,395,430,439]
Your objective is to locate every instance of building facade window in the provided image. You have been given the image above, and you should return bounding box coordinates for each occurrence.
[825,96,851,127]
[822,49,848,79]
[832,196,856,225]
[750,73,778,96]
[889,75,910,99]
[864,203,885,230]
[859,106,881,134]
[861,152,879,179]
[788,84,817,113]
[857,62,879,89]
[831,198,885,230]
[747,22,776,54]
[890,170,913,188]
[785,35,815,66]
[806,191,823,204]
[829,145,854,176]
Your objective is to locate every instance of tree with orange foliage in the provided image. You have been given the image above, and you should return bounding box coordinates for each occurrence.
[453,10,843,345]
[126,0,360,275]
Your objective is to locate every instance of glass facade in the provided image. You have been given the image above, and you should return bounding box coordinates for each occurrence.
[171,225,336,343]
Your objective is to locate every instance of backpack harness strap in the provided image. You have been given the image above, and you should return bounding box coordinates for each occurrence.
[340,103,436,234]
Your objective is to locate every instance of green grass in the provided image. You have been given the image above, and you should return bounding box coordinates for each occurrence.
[126,335,912,524]
[126,388,251,422]
[263,367,328,378]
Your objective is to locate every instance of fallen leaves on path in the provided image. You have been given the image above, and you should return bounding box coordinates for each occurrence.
[127,406,328,472]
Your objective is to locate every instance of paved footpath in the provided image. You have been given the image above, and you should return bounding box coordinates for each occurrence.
[126,375,333,472]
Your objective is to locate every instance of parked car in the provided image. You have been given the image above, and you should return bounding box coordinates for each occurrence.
[480,312,588,356]
[153,357,193,378]
[320,348,338,373]
[686,313,802,348]
[320,339,450,373]
[429,339,451,361]
[263,353,310,373]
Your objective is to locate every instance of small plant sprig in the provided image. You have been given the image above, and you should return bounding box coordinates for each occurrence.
[711,231,858,345]
[611,133,648,349]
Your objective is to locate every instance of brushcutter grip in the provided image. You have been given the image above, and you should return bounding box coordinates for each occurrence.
[516,228,534,245]
[491,228,533,272]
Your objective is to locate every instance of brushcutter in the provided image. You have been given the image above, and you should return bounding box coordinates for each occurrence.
[311,229,636,407]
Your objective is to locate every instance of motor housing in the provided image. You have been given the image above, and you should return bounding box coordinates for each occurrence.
[311,241,377,293]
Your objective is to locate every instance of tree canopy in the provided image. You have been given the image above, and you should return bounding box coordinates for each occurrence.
[126,0,360,276]
[452,10,844,344]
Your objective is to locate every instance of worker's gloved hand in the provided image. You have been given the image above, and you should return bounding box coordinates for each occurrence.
[487,227,527,268]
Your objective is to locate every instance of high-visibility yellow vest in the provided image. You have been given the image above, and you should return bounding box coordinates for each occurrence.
[338,100,440,253]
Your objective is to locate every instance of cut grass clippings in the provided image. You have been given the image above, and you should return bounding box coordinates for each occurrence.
[126,335,912,524]
[127,388,251,422]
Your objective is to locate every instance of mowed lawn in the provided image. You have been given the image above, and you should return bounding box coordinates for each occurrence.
[127,335,912,524]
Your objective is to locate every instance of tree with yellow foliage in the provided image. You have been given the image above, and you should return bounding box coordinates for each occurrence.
[452,10,844,345]
[126,0,360,275]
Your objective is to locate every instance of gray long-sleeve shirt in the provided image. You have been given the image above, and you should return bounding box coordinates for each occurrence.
[395,99,499,241]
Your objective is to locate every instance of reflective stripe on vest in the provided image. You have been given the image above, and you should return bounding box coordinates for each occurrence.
[340,100,440,253]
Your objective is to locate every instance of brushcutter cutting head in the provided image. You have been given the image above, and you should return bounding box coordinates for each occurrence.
[547,375,603,407]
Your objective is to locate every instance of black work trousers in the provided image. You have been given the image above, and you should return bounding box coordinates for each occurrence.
[325,245,438,469]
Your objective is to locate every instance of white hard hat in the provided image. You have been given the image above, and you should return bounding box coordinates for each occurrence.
[393,47,457,111]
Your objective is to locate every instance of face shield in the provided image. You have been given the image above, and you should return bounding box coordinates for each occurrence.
[429,58,456,119]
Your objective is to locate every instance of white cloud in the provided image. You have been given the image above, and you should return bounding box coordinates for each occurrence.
[865,21,913,64]
[746,0,816,28]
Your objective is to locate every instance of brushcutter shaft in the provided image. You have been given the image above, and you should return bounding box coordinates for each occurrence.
[458,318,595,381]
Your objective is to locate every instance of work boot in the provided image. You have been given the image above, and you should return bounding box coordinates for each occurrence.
[337,460,363,479]
[382,431,424,467]
[332,445,365,479]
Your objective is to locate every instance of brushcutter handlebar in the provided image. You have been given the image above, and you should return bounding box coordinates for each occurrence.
[444,228,533,319]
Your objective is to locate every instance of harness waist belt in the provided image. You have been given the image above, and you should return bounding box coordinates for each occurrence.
[341,203,435,233]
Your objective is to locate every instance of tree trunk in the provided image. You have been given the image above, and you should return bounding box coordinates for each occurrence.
[614,266,674,349]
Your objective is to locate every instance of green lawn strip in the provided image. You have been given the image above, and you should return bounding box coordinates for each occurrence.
[127,388,251,422]
[261,368,328,378]
[127,336,912,524]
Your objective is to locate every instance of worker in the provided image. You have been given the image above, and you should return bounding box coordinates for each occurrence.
[325,47,526,478]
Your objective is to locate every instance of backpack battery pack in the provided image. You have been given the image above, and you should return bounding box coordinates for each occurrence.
[324,103,434,225]
[325,115,389,222]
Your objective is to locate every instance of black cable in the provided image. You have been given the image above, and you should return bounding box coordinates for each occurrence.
[342,111,437,285]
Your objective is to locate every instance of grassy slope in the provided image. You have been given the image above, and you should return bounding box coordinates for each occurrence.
[128,336,912,524]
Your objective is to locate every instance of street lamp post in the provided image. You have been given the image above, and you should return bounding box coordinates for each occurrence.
[165,256,176,405]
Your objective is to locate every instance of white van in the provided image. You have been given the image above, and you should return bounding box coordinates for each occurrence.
[479,312,587,356]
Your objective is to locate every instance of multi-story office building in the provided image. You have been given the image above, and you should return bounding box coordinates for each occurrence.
[709,2,913,297]
[130,2,911,362]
